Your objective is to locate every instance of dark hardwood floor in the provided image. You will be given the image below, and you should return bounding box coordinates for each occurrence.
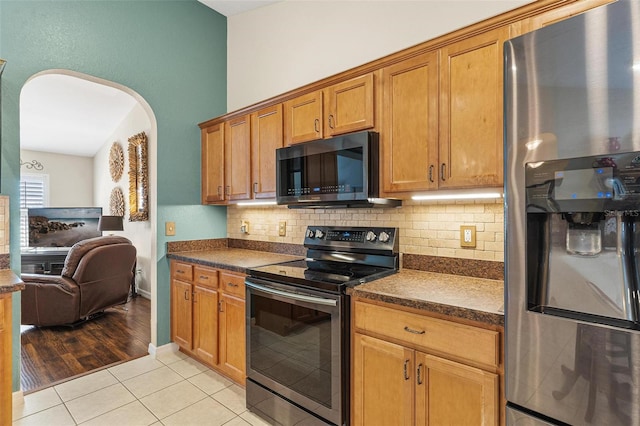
[20,296,151,394]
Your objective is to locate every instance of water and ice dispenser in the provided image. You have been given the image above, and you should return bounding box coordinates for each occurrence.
[526,152,640,328]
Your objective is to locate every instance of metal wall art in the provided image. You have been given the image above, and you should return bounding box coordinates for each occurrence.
[128,131,149,222]
[109,142,124,182]
[20,159,44,171]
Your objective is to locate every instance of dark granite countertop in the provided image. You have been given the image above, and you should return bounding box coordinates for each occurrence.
[168,246,504,327]
[349,269,504,327]
[0,269,25,294]
[167,248,303,274]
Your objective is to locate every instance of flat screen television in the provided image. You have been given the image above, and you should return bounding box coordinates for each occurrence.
[27,207,103,248]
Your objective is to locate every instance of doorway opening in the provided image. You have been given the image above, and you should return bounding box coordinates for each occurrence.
[18,70,157,393]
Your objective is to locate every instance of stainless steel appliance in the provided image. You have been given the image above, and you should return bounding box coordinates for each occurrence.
[505,1,640,424]
[245,226,399,425]
[276,131,401,208]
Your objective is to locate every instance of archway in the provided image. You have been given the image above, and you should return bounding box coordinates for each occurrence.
[18,70,158,392]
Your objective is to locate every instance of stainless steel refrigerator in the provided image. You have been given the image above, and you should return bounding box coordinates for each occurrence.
[505,1,640,424]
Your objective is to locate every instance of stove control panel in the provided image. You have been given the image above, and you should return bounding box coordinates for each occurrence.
[303,226,398,254]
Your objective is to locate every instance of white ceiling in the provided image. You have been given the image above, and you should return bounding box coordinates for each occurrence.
[198,0,280,17]
[21,74,138,157]
[20,1,276,158]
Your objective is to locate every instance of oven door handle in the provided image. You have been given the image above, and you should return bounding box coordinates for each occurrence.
[246,281,338,307]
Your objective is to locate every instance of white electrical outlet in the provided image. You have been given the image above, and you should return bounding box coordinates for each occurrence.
[460,225,476,248]
[241,220,250,234]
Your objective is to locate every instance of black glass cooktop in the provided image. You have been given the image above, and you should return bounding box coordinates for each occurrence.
[248,259,397,293]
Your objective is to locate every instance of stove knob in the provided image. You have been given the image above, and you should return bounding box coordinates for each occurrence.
[365,230,377,242]
[379,231,391,243]
[306,229,315,239]
[315,229,325,239]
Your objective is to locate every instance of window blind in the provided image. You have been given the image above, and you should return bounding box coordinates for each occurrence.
[20,174,48,247]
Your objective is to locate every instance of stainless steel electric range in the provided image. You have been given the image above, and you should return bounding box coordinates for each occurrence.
[245,226,399,426]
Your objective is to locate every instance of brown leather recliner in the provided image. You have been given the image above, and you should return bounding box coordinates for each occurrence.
[21,236,137,326]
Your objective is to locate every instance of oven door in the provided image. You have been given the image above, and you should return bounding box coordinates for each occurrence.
[245,277,344,425]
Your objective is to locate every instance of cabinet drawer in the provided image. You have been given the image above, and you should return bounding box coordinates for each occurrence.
[353,301,499,368]
[172,261,193,281]
[194,266,218,289]
[220,271,245,299]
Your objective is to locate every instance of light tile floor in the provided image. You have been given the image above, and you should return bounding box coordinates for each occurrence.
[12,350,274,426]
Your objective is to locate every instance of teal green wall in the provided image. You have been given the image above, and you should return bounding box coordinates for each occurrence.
[0,0,228,391]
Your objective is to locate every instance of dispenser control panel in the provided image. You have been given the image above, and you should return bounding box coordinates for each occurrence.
[526,151,640,212]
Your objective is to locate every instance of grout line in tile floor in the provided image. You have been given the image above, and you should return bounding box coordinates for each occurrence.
[12,349,274,426]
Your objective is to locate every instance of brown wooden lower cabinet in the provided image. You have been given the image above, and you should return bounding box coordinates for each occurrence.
[351,298,502,425]
[1,292,13,425]
[170,260,246,385]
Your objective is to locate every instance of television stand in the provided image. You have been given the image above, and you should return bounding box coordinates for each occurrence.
[21,248,70,275]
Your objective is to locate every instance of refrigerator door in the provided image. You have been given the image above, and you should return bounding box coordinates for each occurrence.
[505,1,640,424]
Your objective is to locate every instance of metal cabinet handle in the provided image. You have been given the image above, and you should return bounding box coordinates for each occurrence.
[219,301,224,312]
[403,360,410,380]
[177,269,185,275]
[227,282,238,288]
[184,290,189,301]
[417,363,424,385]
[440,163,446,181]
[428,165,434,183]
[217,186,222,196]
[199,275,208,280]
[253,182,258,193]
[225,185,230,196]
[314,118,320,133]
[328,114,334,129]
[404,326,426,335]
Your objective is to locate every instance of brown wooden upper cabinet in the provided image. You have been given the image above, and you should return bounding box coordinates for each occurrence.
[200,1,604,204]
[381,51,439,193]
[251,104,283,199]
[201,107,283,205]
[224,115,252,201]
[513,0,614,35]
[201,123,225,204]
[381,27,508,195]
[439,26,508,189]
[284,73,375,145]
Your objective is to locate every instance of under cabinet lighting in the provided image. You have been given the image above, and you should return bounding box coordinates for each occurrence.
[412,190,503,201]
[236,200,278,206]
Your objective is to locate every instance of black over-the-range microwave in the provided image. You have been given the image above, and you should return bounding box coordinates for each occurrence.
[275,131,401,208]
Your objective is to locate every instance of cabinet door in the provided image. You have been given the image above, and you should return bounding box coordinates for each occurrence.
[225,115,252,201]
[284,91,323,145]
[251,104,283,199]
[219,293,246,384]
[381,51,439,193]
[0,296,10,426]
[439,27,508,189]
[417,353,498,426]
[352,333,414,426]
[325,74,375,137]
[201,123,225,203]
[171,279,193,350]
[193,285,219,366]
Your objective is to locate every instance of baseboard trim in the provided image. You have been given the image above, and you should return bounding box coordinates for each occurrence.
[148,342,179,358]
[135,289,151,299]
[13,389,24,405]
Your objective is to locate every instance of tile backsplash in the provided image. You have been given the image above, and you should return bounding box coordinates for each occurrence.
[227,199,504,262]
